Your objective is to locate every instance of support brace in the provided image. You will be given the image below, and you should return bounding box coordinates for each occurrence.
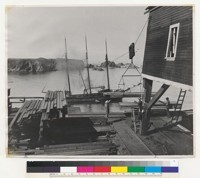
[141,81,170,135]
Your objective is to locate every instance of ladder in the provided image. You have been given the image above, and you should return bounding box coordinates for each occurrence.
[171,89,187,123]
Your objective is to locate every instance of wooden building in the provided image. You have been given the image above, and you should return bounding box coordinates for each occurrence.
[141,6,193,134]
[143,6,193,88]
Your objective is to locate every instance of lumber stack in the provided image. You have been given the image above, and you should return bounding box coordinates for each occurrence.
[38,90,68,143]
[39,90,67,114]
[8,141,118,155]
[43,141,118,155]
[9,99,42,131]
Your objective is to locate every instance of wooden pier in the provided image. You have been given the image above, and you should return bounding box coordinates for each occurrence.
[8,88,193,156]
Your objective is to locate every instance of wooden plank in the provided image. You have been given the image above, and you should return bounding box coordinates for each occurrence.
[25,100,34,111]
[58,91,62,109]
[112,133,131,155]
[44,141,116,151]
[45,91,49,101]
[51,91,54,101]
[16,110,26,124]
[60,91,63,109]
[29,101,36,114]
[48,91,51,100]
[59,91,62,109]
[56,91,60,109]
[113,121,153,155]
[53,91,56,100]
[23,109,32,119]
[33,100,39,111]
[62,91,67,106]
[9,101,31,129]
[50,99,54,110]
[9,101,30,129]
[40,112,46,122]
[69,112,126,116]
[67,114,126,119]
[44,112,49,121]
[28,100,37,112]
[48,91,51,101]
[94,125,115,133]
[46,148,113,155]
[68,106,81,113]
[46,101,51,113]
[43,101,48,110]
[37,100,42,111]
[34,100,41,112]
[147,84,170,110]
[49,91,53,101]
[9,148,113,156]
[39,99,45,111]
[53,92,57,108]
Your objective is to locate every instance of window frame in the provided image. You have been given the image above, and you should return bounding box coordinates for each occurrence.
[165,23,180,61]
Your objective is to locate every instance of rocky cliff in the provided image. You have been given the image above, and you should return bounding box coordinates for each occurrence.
[8,58,84,74]
[100,61,121,68]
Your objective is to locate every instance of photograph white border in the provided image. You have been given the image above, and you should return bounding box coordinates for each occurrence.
[0,1,200,178]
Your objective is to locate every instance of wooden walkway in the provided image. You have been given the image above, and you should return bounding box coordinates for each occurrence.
[113,121,153,155]
[138,116,193,155]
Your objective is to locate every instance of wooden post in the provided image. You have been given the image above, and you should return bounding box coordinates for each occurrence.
[141,79,170,135]
[141,78,153,135]
[85,36,92,94]
[105,40,110,90]
[65,38,71,96]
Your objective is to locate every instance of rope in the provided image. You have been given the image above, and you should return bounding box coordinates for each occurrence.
[112,51,129,62]
[111,17,149,63]
[135,18,149,45]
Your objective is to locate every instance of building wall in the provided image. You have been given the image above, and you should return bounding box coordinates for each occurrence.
[142,6,193,86]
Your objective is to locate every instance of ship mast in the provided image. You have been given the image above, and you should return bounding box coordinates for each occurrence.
[105,40,110,90]
[85,36,92,94]
[65,38,71,95]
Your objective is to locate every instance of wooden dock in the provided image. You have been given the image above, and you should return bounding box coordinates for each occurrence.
[103,91,156,98]
[138,116,193,155]
[112,120,153,155]
[8,89,193,156]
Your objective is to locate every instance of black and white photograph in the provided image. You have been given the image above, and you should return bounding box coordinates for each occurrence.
[7,6,193,156]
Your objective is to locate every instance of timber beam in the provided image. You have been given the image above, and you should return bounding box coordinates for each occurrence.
[141,80,169,135]
[147,84,170,110]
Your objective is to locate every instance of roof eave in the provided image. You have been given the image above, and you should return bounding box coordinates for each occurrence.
[144,6,161,14]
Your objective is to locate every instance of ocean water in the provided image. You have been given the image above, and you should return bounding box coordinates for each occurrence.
[8,68,193,110]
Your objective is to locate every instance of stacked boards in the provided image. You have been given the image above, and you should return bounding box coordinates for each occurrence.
[9,99,42,131]
[39,90,68,142]
[9,90,68,145]
[40,90,67,114]
[39,90,67,122]
[9,90,120,155]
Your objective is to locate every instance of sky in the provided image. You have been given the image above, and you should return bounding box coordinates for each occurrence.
[7,6,148,65]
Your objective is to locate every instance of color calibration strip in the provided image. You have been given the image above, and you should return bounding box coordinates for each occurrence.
[27,161,178,174]
[59,166,178,173]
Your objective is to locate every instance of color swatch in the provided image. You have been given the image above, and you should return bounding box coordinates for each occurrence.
[27,161,178,174]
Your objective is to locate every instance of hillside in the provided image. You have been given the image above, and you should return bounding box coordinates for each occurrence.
[8,58,84,74]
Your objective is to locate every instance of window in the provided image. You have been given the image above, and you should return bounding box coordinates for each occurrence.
[165,23,180,61]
